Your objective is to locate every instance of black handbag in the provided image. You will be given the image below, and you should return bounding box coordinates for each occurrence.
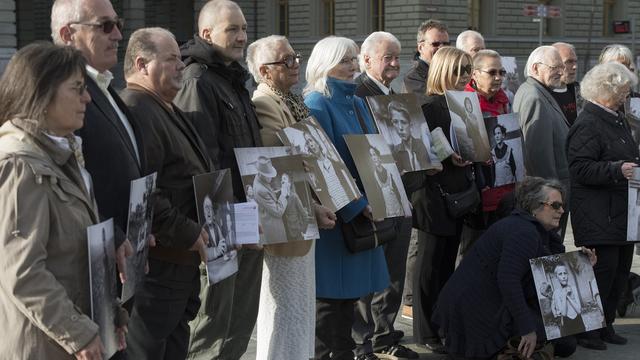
[342,215,398,253]
[437,181,481,219]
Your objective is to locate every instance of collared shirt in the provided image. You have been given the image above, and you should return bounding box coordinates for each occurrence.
[85,65,141,165]
[44,133,93,195]
[365,71,393,95]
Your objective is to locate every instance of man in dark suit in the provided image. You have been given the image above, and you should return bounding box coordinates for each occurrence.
[121,27,212,360]
[51,0,144,295]
[353,31,418,360]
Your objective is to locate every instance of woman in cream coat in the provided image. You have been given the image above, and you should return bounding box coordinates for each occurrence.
[247,35,336,360]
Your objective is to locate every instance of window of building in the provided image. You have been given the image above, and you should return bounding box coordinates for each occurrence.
[278,0,289,36]
[371,0,384,31]
[321,0,335,35]
[467,0,495,35]
[603,0,616,36]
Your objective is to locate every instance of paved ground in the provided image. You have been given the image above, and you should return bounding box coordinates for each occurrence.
[240,222,640,359]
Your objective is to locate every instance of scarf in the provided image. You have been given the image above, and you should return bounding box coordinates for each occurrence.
[465,80,510,117]
[268,84,310,122]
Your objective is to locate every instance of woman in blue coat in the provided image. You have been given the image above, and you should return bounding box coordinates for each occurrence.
[303,36,390,360]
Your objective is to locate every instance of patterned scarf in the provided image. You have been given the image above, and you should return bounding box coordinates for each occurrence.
[268,84,310,122]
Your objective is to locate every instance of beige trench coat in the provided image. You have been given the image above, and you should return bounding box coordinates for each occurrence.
[0,119,99,359]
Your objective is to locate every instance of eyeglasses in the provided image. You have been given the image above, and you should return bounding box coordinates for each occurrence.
[419,40,451,48]
[339,56,358,65]
[536,62,565,71]
[69,18,124,34]
[480,68,507,77]
[540,201,564,210]
[263,54,302,69]
[71,84,88,96]
[457,64,472,75]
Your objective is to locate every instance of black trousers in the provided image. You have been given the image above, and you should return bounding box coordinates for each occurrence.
[126,258,201,360]
[590,244,635,336]
[413,227,462,344]
[316,298,358,360]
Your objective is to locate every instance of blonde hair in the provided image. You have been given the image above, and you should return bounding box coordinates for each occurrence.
[426,47,471,95]
[303,36,358,97]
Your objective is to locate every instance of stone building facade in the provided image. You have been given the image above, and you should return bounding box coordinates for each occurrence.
[2,0,640,83]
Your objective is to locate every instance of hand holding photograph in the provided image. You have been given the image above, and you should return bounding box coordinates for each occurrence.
[277,116,361,212]
[365,93,442,173]
[121,172,157,303]
[445,90,492,162]
[87,218,119,359]
[344,134,412,220]
[530,251,605,340]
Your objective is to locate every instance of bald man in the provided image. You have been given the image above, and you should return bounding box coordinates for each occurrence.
[173,1,263,359]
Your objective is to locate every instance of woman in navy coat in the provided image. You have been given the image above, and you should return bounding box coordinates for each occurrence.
[433,177,590,359]
[304,36,390,360]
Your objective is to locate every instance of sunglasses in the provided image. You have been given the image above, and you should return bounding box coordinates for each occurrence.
[480,69,507,77]
[263,54,302,69]
[70,18,124,34]
[457,64,472,76]
[540,201,564,210]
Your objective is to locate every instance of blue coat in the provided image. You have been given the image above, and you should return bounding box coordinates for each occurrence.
[305,78,390,299]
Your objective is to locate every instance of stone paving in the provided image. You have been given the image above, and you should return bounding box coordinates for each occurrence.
[240,223,640,359]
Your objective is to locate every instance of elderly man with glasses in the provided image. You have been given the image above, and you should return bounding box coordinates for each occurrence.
[514,45,571,240]
[402,19,449,95]
[551,42,581,126]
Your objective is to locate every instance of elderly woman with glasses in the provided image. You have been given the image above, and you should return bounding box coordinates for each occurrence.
[567,62,639,351]
[247,35,337,360]
[433,177,586,360]
[0,42,127,359]
[303,36,390,360]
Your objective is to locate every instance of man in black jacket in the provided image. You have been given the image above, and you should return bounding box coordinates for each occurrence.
[121,27,212,360]
[402,20,449,95]
[173,1,263,359]
[353,31,418,360]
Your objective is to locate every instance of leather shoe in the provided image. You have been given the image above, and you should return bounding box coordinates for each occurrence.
[601,332,628,345]
[424,341,447,354]
[577,338,607,350]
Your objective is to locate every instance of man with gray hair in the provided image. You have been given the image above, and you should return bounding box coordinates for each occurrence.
[456,29,485,56]
[353,32,419,360]
[120,27,212,359]
[173,1,263,359]
[402,19,449,94]
[513,45,570,239]
[552,42,580,125]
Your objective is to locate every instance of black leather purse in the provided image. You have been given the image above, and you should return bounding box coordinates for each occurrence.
[342,215,398,253]
[438,182,481,218]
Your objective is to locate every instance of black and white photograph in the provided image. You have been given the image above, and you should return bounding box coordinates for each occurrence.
[625,97,640,147]
[445,90,492,162]
[365,93,442,173]
[87,218,119,359]
[483,113,525,187]
[344,134,412,220]
[530,251,605,340]
[235,147,320,245]
[430,127,455,161]
[278,116,361,212]
[627,168,640,241]
[121,172,156,302]
[501,56,520,103]
[193,169,239,284]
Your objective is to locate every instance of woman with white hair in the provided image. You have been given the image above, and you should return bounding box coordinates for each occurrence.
[567,62,639,351]
[598,44,635,72]
[247,35,337,359]
[304,36,390,360]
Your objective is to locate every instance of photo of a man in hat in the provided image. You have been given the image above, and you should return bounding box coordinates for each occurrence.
[253,156,288,244]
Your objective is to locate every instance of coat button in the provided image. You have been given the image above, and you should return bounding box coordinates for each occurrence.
[349,110,354,115]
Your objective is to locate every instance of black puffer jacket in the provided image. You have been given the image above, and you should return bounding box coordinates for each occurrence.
[401,52,429,95]
[567,101,640,246]
[174,35,262,200]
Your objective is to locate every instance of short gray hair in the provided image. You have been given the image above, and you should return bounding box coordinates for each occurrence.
[456,30,484,52]
[124,27,176,77]
[246,35,290,83]
[472,49,501,69]
[524,45,558,78]
[304,36,358,97]
[580,62,638,104]
[599,44,634,69]
[358,31,401,72]
[516,176,565,215]
[552,42,575,53]
[51,0,85,44]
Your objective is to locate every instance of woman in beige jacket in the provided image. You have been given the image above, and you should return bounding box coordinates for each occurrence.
[0,43,111,359]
